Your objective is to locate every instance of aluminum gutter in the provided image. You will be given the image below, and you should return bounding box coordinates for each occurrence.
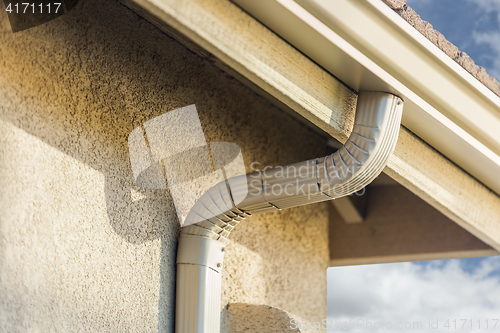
[232,0,500,196]
[120,0,500,249]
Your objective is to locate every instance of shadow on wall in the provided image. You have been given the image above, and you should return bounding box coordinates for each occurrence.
[0,0,324,246]
[225,303,322,333]
[0,0,189,330]
[0,0,329,330]
[1,0,189,243]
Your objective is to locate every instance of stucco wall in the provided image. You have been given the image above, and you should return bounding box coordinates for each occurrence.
[0,0,330,331]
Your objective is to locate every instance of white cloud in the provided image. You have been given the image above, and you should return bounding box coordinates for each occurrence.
[472,31,500,79]
[465,0,500,80]
[467,0,500,14]
[327,258,500,332]
[467,0,500,32]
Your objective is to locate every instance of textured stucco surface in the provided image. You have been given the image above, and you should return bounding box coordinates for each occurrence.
[226,304,322,332]
[383,0,500,97]
[0,0,330,331]
[221,205,329,331]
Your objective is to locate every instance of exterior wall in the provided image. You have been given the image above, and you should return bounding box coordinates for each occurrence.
[0,0,330,331]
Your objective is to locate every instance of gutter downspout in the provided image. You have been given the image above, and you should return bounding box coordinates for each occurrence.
[175,91,403,332]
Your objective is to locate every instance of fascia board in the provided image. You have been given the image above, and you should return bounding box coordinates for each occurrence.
[232,0,500,196]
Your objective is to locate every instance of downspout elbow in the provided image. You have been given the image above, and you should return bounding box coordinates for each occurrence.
[175,91,403,332]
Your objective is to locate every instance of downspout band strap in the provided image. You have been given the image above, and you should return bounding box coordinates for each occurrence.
[177,235,226,273]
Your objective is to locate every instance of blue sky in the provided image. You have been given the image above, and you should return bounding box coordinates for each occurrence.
[326,3,500,331]
[327,257,500,332]
[406,0,500,81]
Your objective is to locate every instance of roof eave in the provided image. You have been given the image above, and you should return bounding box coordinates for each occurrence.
[233,0,500,196]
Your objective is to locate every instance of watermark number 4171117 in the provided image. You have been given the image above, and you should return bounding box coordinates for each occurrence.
[5,2,62,14]
[3,0,79,32]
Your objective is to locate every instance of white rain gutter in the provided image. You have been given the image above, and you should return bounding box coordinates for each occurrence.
[232,0,500,196]
[176,91,403,332]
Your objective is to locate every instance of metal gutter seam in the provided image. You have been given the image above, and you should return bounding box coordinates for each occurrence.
[175,91,403,332]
